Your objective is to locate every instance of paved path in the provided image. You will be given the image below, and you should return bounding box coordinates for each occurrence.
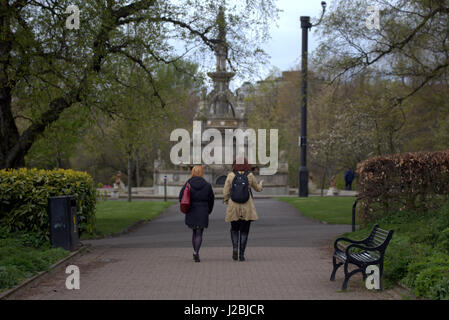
[8,199,399,300]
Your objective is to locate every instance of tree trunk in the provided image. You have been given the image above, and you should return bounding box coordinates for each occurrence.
[56,149,62,169]
[388,131,396,155]
[5,97,73,169]
[0,88,23,169]
[56,157,62,169]
[0,1,23,169]
[320,170,327,197]
[128,155,132,202]
[135,151,140,188]
[374,120,382,156]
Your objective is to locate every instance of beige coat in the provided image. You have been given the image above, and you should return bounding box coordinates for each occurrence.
[223,171,263,222]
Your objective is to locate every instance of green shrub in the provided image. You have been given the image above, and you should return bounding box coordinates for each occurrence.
[383,236,415,283]
[437,228,449,253]
[0,168,97,240]
[414,266,449,300]
[404,254,449,300]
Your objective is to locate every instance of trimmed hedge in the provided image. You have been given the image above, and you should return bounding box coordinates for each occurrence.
[357,151,449,222]
[0,168,96,239]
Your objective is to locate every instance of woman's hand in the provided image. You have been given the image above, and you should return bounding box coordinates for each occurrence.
[260,180,264,187]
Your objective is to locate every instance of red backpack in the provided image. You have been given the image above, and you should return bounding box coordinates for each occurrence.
[180,183,191,214]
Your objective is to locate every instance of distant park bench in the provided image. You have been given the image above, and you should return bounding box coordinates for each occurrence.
[330,224,394,290]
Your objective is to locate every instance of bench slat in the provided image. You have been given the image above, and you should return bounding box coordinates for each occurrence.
[335,250,380,263]
[373,235,387,242]
[350,253,378,263]
[375,229,390,236]
[369,240,384,247]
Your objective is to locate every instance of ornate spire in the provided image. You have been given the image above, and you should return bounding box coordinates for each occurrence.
[215,6,228,72]
[206,6,236,118]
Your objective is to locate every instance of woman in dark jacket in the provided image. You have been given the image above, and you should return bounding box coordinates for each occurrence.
[179,165,215,262]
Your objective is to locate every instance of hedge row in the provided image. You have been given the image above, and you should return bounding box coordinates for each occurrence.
[0,168,97,239]
[357,151,449,222]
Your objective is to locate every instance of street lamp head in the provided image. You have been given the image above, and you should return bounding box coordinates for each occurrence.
[310,1,327,27]
[321,1,327,11]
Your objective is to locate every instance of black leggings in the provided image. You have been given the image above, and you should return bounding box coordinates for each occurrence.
[192,228,204,254]
[231,220,251,233]
[230,220,251,254]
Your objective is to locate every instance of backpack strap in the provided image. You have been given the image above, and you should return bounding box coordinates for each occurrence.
[233,170,249,177]
[244,171,253,198]
[249,172,254,198]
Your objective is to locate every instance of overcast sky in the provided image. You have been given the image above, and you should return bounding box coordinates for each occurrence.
[263,0,331,73]
[230,0,334,88]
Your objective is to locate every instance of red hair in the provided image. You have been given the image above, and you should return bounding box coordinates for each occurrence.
[232,158,252,172]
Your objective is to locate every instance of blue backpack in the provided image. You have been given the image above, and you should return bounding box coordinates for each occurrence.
[231,171,251,203]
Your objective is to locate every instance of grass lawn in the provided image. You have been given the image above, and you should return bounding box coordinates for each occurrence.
[0,229,69,293]
[83,200,175,239]
[279,197,357,225]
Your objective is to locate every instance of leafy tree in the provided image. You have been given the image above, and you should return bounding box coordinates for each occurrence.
[24,106,90,169]
[0,0,278,169]
[71,58,202,190]
[315,0,449,104]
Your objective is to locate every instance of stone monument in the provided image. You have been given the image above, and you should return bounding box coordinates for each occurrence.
[153,8,289,197]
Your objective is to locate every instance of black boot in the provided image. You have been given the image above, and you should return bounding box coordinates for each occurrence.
[239,232,248,261]
[193,253,200,262]
[231,231,239,261]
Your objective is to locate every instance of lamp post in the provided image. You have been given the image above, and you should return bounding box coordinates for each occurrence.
[298,2,327,198]
[164,175,167,202]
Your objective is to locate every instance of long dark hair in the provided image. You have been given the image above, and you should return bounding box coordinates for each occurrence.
[232,158,252,172]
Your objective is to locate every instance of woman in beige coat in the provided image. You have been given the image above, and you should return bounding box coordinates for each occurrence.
[223,159,263,261]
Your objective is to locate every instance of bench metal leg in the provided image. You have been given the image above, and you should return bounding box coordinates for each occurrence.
[330,256,343,281]
[362,268,367,282]
[342,262,350,290]
[342,262,363,290]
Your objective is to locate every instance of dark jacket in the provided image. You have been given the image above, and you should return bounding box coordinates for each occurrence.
[345,170,355,183]
[179,177,215,228]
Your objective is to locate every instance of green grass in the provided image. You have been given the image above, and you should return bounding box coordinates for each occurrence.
[279,197,357,224]
[83,200,175,239]
[0,229,69,292]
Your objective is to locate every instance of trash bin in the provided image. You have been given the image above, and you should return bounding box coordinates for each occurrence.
[48,196,80,251]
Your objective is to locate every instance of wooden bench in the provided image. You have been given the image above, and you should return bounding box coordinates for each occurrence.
[330,224,394,290]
